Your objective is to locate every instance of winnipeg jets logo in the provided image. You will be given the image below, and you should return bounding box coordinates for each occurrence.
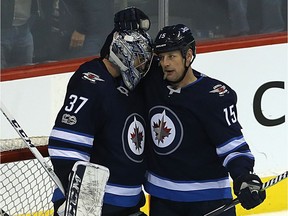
[150,106,183,155]
[209,84,229,96]
[130,117,144,152]
[153,110,172,145]
[181,26,189,33]
[122,114,145,163]
[82,72,104,83]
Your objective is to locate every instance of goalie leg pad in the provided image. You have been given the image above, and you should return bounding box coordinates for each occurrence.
[65,161,110,216]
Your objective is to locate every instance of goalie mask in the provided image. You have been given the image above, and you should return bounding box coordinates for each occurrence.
[109,30,153,90]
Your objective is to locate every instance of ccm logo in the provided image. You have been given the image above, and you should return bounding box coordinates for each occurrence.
[11,119,35,147]
[253,81,285,126]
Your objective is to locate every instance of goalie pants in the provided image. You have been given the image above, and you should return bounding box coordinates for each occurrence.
[149,196,236,216]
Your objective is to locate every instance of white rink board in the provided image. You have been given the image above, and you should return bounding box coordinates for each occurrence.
[0,72,73,139]
[1,44,287,179]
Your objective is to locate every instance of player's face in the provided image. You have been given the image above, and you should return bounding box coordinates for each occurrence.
[134,55,146,71]
[158,50,186,82]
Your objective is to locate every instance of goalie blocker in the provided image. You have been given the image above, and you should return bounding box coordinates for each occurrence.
[63,161,110,216]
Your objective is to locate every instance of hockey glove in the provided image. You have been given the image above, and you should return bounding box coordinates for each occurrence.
[114,7,150,31]
[233,174,266,210]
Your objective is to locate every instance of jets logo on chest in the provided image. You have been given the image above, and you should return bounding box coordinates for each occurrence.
[149,106,183,155]
[122,114,145,163]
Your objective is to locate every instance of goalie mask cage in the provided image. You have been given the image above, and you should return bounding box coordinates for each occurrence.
[0,136,55,216]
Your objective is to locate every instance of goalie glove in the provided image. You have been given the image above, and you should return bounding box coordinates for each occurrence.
[114,7,150,31]
[233,173,266,210]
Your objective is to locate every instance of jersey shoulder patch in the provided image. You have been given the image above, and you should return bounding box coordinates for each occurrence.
[198,76,237,111]
[209,83,229,97]
[68,59,109,92]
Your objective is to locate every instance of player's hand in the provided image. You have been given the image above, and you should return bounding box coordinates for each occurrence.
[114,7,150,31]
[69,30,85,49]
[233,174,266,210]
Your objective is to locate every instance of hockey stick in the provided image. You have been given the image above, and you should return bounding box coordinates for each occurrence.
[0,102,65,195]
[0,208,10,216]
[204,171,288,216]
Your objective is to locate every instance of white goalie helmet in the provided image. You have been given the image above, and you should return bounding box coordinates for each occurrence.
[109,30,153,90]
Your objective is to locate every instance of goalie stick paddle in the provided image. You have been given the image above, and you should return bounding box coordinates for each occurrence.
[65,161,110,216]
[0,102,65,195]
[204,171,288,216]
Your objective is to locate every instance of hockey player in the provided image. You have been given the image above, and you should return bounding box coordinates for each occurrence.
[114,8,266,216]
[48,29,152,216]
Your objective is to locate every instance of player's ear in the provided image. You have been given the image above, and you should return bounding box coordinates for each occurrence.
[186,49,194,66]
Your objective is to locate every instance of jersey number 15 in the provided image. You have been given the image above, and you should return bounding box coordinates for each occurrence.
[223,105,237,126]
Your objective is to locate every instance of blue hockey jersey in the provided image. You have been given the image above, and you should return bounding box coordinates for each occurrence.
[143,64,255,202]
[48,58,146,207]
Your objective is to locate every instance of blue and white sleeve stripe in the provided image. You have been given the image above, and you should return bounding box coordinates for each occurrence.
[50,127,94,147]
[48,127,94,161]
[216,135,255,167]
